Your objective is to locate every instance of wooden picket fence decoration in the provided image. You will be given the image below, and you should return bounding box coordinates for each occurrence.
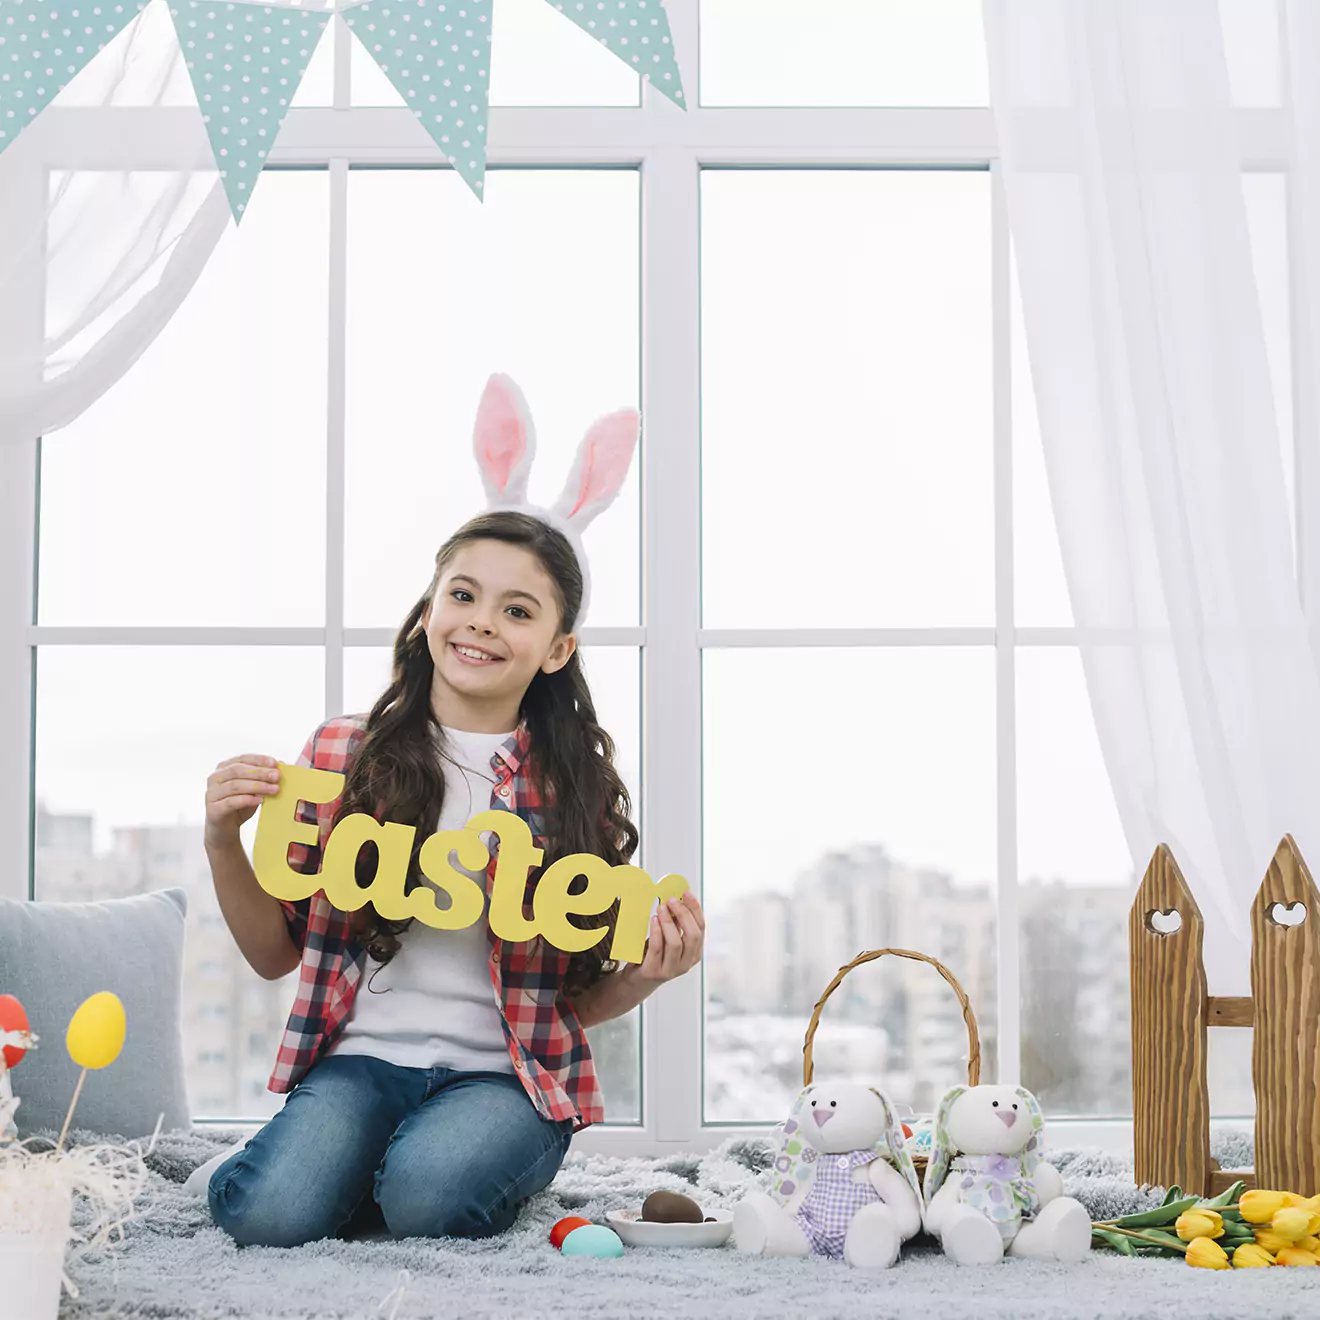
[1130,836,1320,1197]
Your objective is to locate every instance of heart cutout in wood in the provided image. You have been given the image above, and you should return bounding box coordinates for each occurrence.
[1268,901,1307,928]
[1146,908,1183,935]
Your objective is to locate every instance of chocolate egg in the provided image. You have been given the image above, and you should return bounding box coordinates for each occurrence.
[641,1191,704,1224]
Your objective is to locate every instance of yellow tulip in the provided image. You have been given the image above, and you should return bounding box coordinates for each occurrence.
[1270,1207,1314,1243]
[1254,1227,1299,1254]
[1187,1237,1231,1270]
[65,992,126,1070]
[1176,1209,1224,1242]
[1240,1190,1290,1224]
[1231,1243,1276,1269]
[1275,1247,1318,1267]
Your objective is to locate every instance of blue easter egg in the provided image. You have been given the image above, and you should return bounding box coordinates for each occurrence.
[560,1225,624,1258]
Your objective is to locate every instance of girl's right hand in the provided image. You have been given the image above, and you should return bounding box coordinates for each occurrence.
[205,755,282,847]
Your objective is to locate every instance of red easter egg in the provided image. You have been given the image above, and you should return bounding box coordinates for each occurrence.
[901,1124,913,1140]
[0,994,31,1069]
[550,1216,592,1250]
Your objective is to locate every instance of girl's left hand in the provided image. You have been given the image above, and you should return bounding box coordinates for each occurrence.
[623,890,705,988]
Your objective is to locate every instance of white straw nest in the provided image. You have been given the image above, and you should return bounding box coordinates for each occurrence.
[0,1106,160,1299]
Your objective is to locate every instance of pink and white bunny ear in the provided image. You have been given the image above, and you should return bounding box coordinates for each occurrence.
[473,374,536,507]
[550,408,640,530]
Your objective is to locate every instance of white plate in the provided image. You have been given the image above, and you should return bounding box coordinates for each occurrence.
[605,1208,734,1249]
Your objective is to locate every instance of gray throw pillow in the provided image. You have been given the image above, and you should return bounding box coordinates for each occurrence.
[0,888,191,1138]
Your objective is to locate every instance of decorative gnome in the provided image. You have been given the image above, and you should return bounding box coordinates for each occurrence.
[733,1081,922,1269]
[921,1084,1092,1266]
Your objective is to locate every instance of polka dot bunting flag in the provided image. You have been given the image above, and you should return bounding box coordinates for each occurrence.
[341,0,491,198]
[544,0,684,108]
[0,0,153,151]
[166,0,331,223]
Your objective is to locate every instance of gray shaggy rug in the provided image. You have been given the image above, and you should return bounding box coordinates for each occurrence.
[34,1125,1320,1319]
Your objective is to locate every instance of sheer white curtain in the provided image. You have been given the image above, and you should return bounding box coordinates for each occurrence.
[1288,0,1320,644]
[0,3,230,444]
[986,0,1320,992]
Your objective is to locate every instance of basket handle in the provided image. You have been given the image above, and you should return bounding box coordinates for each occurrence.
[802,947,982,1089]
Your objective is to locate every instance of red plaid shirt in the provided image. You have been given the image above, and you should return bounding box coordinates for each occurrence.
[268,714,604,1130]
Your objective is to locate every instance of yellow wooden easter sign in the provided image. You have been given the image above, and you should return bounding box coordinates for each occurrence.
[252,763,688,963]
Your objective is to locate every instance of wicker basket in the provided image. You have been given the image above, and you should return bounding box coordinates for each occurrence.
[802,946,981,1182]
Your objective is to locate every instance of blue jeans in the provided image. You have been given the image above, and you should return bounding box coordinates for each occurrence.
[209,1055,574,1247]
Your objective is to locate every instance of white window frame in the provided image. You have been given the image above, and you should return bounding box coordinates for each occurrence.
[0,1,1294,1155]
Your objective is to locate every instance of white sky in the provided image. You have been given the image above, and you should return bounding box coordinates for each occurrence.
[30,0,1290,907]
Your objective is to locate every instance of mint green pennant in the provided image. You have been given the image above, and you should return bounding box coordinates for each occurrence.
[167,0,331,223]
[543,0,684,107]
[342,0,491,198]
[1,0,152,152]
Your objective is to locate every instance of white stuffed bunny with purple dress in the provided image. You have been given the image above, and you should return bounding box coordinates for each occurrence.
[734,1082,922,1269]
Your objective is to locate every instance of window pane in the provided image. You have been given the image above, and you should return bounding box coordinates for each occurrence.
[1219,0,1281,108]
[350,0,639,107]
[699,0,987,107]
[38,172,328,627]
[703,648,997,1123]
[292,9,339,108]
[1016,648,1132,1115]
[1010,254,1072,628]
[1243,174,1292,554]
[34,646,325,1118]
[51,3,196,107]
[344,170,639,631]
[702,171,993,628]
[343,644,642,1122]
[1208,1026,1255,1118]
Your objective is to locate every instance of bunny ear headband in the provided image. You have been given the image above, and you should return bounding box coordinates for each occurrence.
[472,373,640,630]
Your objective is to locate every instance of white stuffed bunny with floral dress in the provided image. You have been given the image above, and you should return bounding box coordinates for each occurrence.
[922,1084,1092,1266]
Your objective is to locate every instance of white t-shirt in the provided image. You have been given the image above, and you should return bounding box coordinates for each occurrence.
[331,725,515,1073]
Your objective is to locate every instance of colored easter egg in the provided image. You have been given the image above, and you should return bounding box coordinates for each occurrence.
[550,1216,592,1249]
[901,1123,913,1140]
[560,1225,624,1258]
[66,992,126,1070]
[0,995,31,1069]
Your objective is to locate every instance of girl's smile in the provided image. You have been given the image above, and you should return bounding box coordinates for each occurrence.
[450,642,505,666]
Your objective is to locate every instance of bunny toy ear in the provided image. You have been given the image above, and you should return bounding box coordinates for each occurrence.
[922,1085,967,1209]
[551,408,640,529]
[767,1086,820,1210]
[1014,1086,1046,1177]
[867,1086,923,1199]
[473,374,536,507]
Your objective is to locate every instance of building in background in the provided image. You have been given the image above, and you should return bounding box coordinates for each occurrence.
[706,843,1140,1122]
[36,806,291,1118]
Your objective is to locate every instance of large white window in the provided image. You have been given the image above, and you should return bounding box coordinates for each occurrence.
[2,0,1288,1149]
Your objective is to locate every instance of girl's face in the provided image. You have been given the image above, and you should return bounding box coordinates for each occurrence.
[424,539,576,723]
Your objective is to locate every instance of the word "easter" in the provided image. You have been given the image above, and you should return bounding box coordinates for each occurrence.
[251,763,688,963]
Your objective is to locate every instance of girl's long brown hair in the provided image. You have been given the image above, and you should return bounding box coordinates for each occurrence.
[333,511,637,997]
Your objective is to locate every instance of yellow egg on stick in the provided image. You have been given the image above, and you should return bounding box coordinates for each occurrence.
[57,992,127,1151]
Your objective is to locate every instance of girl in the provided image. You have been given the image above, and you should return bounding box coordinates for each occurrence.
[201,378,704,1247]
